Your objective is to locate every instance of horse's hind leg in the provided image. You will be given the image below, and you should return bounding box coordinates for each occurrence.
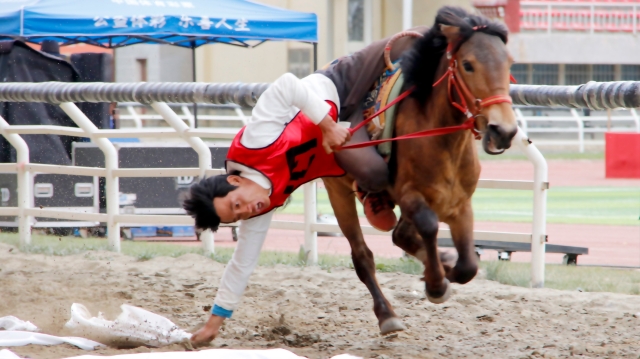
[444,200,478,284]
[323,177,405,334]
[398,191,451,303]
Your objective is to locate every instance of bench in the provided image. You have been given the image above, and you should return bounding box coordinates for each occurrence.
[438,238,589,265]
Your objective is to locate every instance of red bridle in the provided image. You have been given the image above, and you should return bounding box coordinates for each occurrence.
[431,41,514,139]
[340,31,514,150]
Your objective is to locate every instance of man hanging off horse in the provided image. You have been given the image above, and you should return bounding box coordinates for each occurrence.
[186,5,519,344]
[183,28,426,345]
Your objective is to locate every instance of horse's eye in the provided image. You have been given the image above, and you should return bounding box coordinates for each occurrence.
[462,61,474,72]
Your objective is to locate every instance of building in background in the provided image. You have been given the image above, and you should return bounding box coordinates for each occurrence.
[476,0,640,84]
[115,0,640,85]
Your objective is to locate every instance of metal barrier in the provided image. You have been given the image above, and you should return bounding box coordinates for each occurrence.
[0,81,553,287]
[0,81,270,253]
[117,102,249,129]
[514,106,640,152]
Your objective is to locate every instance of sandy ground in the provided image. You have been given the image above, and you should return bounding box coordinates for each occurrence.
[2,242,640,359]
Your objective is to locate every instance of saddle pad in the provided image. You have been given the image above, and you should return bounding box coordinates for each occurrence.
[377,72,405,157]
[362,66,402,140]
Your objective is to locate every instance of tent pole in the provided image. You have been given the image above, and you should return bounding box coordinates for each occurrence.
[313,42,318,72]
[191,44,198,128]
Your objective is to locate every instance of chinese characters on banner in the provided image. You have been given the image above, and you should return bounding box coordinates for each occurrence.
[98,0,252,31]
[110,0,195,7]
[93,15,250,31]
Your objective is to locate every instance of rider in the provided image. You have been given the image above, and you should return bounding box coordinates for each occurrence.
[185,29,425,345]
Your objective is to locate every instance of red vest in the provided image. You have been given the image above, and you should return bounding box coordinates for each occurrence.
[226,103,345,216]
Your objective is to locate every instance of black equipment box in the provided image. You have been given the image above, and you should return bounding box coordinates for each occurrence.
[72,142,229,215]
[0,173,97,228]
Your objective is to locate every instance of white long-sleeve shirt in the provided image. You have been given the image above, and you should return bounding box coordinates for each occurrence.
[212,72,340,318]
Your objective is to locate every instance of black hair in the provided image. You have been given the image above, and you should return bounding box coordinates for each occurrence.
[401,6,509,104]
[182,172,239,232]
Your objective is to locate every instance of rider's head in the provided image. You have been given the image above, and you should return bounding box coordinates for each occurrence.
[183,172,271,231]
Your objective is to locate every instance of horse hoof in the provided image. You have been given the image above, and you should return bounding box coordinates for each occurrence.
[427,278,453,304]
[379,317,406,335]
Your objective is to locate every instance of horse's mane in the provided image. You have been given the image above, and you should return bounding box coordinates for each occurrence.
[401,7,509,104]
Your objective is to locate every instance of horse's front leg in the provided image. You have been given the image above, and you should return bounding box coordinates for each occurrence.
[323,177,405,334]
[392,218,457,275]
[398,191,452,304]
[445,200,478,284]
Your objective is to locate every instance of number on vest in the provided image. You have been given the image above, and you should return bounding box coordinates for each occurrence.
[284,139,317,194]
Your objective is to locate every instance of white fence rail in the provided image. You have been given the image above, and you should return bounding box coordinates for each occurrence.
[117,102,249,129]
[515,106,640,152]
[0,81,550,286]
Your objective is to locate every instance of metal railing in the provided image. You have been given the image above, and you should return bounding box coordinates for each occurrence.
[515,106,640,152]
[520,1,640,34]
[0,81,549,287]
[117,102,249,129]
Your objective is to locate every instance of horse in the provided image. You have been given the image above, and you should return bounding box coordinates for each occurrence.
[322,7,517,334]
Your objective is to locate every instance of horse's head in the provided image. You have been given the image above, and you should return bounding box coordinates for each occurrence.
[441,22,517,155]
[403,7,518,155]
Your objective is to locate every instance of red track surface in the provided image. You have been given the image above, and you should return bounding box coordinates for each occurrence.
[148,160,640,267]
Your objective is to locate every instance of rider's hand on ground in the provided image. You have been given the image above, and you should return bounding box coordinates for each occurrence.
[190,315,225,347]
[319,115,351,154]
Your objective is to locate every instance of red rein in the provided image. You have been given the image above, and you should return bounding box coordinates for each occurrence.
[339,39,514,150]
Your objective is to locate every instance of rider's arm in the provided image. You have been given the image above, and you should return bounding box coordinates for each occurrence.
[211,210,274,318]
[242,73,340,148]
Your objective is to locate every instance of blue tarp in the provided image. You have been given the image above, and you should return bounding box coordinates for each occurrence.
[0,0,318,47]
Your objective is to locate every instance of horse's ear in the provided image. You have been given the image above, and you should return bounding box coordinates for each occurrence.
[440,24,461,44]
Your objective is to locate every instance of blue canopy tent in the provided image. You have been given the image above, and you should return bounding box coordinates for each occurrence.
[0,0,317,47]
[0,0,319,125]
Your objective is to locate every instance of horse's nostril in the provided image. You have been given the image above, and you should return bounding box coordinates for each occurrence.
[487,124,503,135]
[486,124,516,151]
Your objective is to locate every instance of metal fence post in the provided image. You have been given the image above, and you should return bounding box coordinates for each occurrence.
[181,105,195,129]
[233,107,249,125]
[514,127,548,288]
[60,103,121,251]
[570,109,585,153]
[126,105,143,129]
[151,102,215,254]
[631,108,640,132]
[514,108,528,135]
[303,182,318,265]
[0,115,31,247]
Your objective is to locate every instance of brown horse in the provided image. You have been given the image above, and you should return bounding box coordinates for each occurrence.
[322,7,517,334]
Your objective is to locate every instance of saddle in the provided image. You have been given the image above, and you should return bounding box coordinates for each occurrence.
[362,62,405,157]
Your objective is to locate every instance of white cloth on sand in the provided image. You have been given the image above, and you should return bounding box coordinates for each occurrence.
[65,303,191,348]
[0,331,103,350]
[0,316,38,332]
[65,348,362,359]
[0,349,21,359]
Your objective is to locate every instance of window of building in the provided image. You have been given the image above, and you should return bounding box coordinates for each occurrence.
[348,0,364,42]
[347,0,371,53]
[511,64,529,84]
[288,48,312,79]
[136,59,147,82]
[592,64,614,82]
[532,64,559,85]
[621,65,640,81]
[565,64,589,85]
